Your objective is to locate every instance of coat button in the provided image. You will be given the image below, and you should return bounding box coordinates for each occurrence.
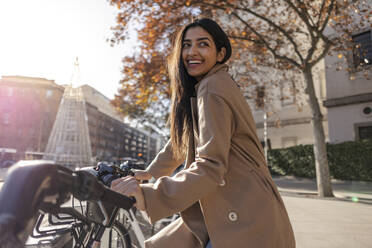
[228,211,238,222]
[219,179,226,186]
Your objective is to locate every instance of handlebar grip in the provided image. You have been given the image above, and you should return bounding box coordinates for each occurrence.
[101,188,136,210]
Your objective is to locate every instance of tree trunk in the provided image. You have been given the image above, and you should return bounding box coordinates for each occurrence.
[303,65,334,197]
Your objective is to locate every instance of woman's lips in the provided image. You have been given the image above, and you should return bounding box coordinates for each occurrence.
[188,63,201,69]
[187,60,203,69]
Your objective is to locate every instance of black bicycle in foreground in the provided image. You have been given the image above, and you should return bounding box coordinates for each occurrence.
[0,160,137,248]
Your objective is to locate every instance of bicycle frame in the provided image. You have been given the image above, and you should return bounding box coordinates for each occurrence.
[27,201,147,248]
[122,208,146,248]
[0,160,171,248]
[29,203,95,247]
[0,160,136,247]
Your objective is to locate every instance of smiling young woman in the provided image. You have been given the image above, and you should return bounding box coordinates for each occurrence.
[111,18,295,248]
[181,26,226,81]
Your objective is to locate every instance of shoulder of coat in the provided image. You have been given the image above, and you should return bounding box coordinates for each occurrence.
[197,69,239,99]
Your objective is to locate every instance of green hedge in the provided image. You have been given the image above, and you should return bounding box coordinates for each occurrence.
[267,139,372,181]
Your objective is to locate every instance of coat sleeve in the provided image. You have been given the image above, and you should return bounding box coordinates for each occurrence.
[146,139,185,179]
[141,92,234,223]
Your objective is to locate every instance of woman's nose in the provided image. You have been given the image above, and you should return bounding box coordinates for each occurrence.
[187,44,197,55]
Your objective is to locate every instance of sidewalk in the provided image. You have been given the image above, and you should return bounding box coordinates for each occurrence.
[274,176,372,248]
[273,175,372,203]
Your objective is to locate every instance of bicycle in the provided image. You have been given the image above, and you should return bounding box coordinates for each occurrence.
[0,160,138,248]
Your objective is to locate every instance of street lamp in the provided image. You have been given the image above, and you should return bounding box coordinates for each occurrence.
[256,86,268,161]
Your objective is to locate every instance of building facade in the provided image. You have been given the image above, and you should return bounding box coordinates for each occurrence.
[81,85,159,164]
[251,60,329,149]
[0,76,64,160]
[0,77,160,165]
[324,28,372,143]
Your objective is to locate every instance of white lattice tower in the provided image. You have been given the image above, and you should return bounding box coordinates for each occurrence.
[70,57,81,87]
[43,58,92,168]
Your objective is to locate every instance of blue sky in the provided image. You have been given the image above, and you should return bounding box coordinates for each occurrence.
[0,0,135,99]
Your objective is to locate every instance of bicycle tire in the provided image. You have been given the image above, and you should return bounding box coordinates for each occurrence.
[72,220,132,248]
[106,220,132,248]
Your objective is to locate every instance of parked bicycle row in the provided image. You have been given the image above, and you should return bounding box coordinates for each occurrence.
[0,160,178,248]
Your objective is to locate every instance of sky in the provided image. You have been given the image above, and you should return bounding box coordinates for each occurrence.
[0,0,135,99]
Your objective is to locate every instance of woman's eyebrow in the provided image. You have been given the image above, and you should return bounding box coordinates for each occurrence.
[197,37,210,41]
[183,37,211,42]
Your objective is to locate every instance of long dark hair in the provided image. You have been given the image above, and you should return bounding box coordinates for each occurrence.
[167,18,232,159]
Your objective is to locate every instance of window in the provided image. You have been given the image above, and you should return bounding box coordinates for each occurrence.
[352,30,372,68]
[358,126,372,140]
[2,113,10,125]
[355,122,372,141]
[255,86,265,109]
[0,88,6,96]
[363,106,372,115]
[281,82,297,106]
[19,88,26,96]
[354,122,372,140]
[29,129,36,137]
[360,105,372,118]
[7,87,14,96]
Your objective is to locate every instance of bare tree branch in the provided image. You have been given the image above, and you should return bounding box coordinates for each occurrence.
[200,1,305,64]
[319,0,336,33]
[230,10,302,68]
[316,0,327,27]
[283,0,315,40]
[294,0,317,27]
[310,41,332,66]
[228,35,260,43]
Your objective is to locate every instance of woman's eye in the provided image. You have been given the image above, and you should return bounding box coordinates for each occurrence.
[200,42,209,47]
[182,43,190,48]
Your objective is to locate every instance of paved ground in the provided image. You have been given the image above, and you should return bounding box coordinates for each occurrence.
[282,196,372,248]
[274,175,372,204]
[274,176,372,248]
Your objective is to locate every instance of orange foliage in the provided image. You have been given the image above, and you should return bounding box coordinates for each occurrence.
[108,0,371,123]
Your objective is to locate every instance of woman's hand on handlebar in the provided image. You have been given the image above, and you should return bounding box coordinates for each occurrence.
[132,169,152,182]
[111,176,146,211]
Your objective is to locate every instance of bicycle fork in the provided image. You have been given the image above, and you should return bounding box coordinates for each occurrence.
[127,209,146,248]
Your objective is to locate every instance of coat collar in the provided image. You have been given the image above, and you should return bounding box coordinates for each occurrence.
[194,63,229,92]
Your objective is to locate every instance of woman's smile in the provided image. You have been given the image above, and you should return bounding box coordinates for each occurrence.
[186,59,203,68]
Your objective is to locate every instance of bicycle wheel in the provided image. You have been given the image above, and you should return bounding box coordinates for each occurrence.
[100,220,132,248]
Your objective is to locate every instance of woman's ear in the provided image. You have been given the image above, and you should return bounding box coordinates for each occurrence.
[217,47,226,63]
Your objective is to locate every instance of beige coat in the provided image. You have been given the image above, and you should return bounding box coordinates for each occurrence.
[141,64,295,248]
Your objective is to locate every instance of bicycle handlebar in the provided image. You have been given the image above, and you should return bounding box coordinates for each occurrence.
[0,160,136,247]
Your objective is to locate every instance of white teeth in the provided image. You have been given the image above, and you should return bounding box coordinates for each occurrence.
[189,60,202,64]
